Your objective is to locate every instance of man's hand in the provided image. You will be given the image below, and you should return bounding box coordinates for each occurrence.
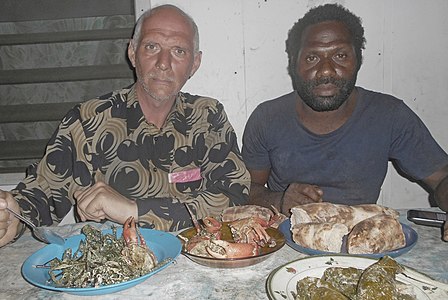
[426,164,448,241]
[444,221,448,242]
[281,183,323,215]
[74,181,138,224]
[0,190,21,247]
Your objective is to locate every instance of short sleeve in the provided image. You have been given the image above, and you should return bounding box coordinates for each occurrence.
[242,105,272,170]
[389,102,448,180]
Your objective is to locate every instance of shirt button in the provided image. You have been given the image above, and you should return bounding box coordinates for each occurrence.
[154,137,158,141]
[153,167,157,172]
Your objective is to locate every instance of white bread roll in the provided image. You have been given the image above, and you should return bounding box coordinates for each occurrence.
[290,203,399,231]
[291,222,349,253]
[347,214,406,254]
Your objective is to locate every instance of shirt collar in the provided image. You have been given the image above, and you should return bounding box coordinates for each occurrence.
[129,84,188,127]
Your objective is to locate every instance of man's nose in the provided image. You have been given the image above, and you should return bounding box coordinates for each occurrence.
[316,58,336,78]
[156,50,171,71]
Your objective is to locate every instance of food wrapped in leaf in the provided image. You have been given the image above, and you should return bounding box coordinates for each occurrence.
[294,277,319,300]
[293,256,416,300]
[356,256,403,300]
[294,276,349,300]
[321,267,363,298]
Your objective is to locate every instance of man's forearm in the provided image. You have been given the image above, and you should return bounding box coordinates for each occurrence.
[248,182,284,213]
[435,174,448,212]
[136,197,194,230]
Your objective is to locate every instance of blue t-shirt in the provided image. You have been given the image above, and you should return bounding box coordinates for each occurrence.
[242,87,448,205]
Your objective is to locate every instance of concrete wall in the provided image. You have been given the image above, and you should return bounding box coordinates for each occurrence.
[145,0,448,209]
[2,0,445,209]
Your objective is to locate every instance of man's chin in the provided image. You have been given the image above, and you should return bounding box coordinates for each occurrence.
[310,105,340,112]
[137,83,176,103]
[305,96,344,112]
[146,92,175,103]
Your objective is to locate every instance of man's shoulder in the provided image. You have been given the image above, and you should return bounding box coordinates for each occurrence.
[357,86,403,106]
[87,85,133,106]
[180,92,223,109]
[261,91,296,105]
[356,87,416,122]
[77,85,134,118]
[252,91,296,116]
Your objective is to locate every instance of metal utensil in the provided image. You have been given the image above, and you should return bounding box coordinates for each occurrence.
[402,266,448,291]
[6,207,65,245]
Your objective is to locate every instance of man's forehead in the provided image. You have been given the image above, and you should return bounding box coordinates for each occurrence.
[302,21,352,46]
[143,9,194,38]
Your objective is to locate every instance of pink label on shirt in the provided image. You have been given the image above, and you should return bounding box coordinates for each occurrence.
[168,168,201,183]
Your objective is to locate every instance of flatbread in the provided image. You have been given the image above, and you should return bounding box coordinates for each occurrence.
[347,214,406,254]
[290,203,399,231]
[291,222,349,253]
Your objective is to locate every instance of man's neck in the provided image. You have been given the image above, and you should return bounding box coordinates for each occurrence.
[137,89,177,129]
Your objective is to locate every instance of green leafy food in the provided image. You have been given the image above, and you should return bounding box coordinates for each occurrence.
[322,267,363,298]
[47,225,156,288]
[294,276,349,300]
[356,256,404,299]
[294,256,416,300]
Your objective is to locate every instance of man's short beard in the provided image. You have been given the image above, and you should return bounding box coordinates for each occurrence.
[295,75,356,112]
[136,71,177,103]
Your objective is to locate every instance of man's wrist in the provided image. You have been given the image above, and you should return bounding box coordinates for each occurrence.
[279,184,290,213]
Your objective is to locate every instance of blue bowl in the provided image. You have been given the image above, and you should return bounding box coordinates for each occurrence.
[279,219,417,258]
[21,228,181,296]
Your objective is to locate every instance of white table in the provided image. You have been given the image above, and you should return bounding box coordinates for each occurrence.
[0,209,447,299]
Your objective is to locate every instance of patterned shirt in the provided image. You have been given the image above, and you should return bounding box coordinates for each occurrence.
[12,84,250,232]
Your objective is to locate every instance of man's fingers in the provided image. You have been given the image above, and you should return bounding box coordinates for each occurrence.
[76,200,105,222]
[443,222,448,242]
[301,197,317,205]
[76,206,87,222]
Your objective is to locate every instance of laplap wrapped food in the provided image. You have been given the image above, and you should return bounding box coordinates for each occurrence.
[293,256,417,300]
[290,203,406,254]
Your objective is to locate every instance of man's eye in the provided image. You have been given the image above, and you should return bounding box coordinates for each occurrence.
[305,56,317,63]
[145,43,158,51]
[173,48,186,56]
[335,53,348,60]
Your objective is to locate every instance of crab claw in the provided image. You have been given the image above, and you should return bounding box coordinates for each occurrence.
[184,203,222,238]
[121,216,156,273]
[250,217,273,245]
[206,240,259,259]
[123,216,146,246]
[228,217,274,247]
[221,204,287,228]
[201,217,222,238]
[267,205,286,228]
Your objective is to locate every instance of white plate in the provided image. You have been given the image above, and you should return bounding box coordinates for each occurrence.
[266,255,448,300]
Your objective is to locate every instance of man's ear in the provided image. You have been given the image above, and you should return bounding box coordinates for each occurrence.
[189,51,202,78]
[128,40,136,68]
